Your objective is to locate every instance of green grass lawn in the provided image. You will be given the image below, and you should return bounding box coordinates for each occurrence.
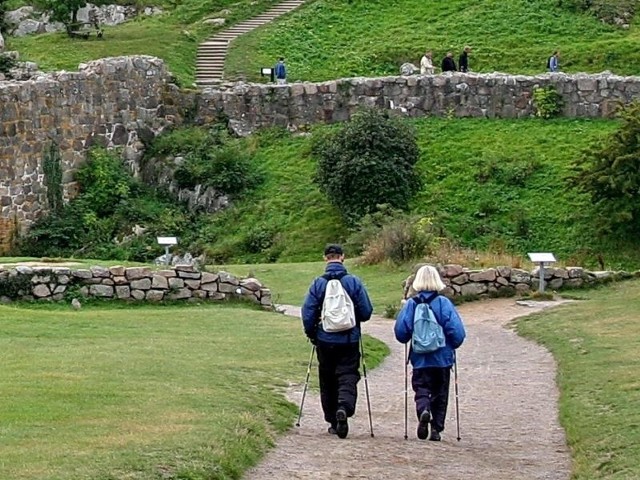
[226,0,640,82]
[516,280,640,479]
[214,259,410,313]
[0,301,387,479]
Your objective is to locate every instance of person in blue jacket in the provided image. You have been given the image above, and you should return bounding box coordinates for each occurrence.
[394,265,466,441]
[301,244,373,438]
[274,57,287,84]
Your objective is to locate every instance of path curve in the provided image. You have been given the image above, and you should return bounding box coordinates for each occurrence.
[244,298,571,480]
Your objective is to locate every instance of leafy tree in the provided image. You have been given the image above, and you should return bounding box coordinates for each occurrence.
[312,109,422,225]
[35,0,107,35]
[571,101,640,234]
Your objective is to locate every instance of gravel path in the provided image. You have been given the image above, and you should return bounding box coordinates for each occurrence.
[244,298,571,480]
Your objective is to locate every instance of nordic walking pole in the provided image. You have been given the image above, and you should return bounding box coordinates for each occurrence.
[360,337,375,438]
[404,342,408,440]
[454,356,461,441]
[296,344,316,427]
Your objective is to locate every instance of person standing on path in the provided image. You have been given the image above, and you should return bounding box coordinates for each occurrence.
[459,45,472,72]
[301,244,374,439]
[394,265,466,441]
[274,57,287,84]
[441,52,457,72]
[548,51,560,72]
[420,50,435,74]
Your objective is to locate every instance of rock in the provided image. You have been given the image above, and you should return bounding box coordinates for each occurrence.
[71,298,82,310]
[400,63,418,76]
[203,18,226,26]
[0,32,4,52]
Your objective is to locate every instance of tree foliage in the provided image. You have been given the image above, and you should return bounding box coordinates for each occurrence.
[571,101,640,234]
[312,109,422,225]
[35,0,107,34]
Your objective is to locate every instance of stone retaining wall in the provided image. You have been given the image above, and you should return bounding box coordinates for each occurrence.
[3,55,640,249]
[0,264,272,307]
[403,264,639,299]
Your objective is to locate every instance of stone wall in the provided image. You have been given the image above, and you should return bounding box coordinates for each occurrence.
[0,56,183,250]
[403,264,639,300]
[3,55,640,250]
[0,264,272,306]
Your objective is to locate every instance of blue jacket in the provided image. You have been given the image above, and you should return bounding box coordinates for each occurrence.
[394,291,466,368]
[301,262,373,344]
[274,62,286,79]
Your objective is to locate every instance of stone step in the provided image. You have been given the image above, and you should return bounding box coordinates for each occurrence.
[196,0,307,83]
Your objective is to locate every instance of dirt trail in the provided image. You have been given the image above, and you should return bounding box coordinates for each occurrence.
[244,298,571,480]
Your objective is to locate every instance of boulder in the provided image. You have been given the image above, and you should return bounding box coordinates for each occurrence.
[400,63,418,76]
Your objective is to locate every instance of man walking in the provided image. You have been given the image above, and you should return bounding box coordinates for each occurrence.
[441,52,457,72]
[420,50,435,75]
[301,244,373,439]
[459,46,472,72]
[274,57,287,84]
[548,51,560,72]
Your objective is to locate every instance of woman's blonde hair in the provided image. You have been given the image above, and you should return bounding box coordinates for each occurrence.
[412,265,446,292]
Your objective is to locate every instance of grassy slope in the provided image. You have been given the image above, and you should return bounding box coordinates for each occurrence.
[516,280,640,479]
[5,0,283,86]
[226,0,640,82]
[0,301,388,479]
[199,117,640,269]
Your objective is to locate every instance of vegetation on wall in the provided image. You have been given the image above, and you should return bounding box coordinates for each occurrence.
[145,125,264,199]
[42,142,64,212]
[20,148,194,261]
[313,109,422,226]
[532,86,564,119]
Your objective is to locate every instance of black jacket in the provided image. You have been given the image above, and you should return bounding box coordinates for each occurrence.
[442,56,457,72]
[459,51,469,72]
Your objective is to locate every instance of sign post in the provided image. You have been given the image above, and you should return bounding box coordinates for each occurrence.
[260,67,274,83]
[527,252,556,293]
[157,237,178,266]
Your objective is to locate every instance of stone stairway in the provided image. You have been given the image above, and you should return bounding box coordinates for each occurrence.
[195,0,306,86]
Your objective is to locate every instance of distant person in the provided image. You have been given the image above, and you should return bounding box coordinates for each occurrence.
[459,46,472,72]
[441,52,457,72]
[548,51,560,72]
[420,50,435,75]
[301,244,373,439]
[394,265,466,441]
[274,57,287,84]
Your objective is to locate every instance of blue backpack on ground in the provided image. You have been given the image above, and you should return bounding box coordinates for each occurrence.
[412,293,446,353]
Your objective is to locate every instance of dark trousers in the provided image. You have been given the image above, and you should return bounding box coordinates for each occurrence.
[412,366,451,433]
[316,342,361,425]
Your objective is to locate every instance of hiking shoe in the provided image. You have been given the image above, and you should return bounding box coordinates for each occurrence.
[336,408,349,439]
[417,410,431,440]
[328,425,338,435]
[429,429,441,442]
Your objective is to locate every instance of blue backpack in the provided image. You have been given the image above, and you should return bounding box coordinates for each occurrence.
[411,294,446,354]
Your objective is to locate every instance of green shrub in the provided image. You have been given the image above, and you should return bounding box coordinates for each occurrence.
[20,148,193,261]
[349,205,440,265]
[0,53,16,76]
[571,101,640,235]
[557,0,637,26]
[312,109,422,226]
[147,125,263,199]
[533,86,564,119]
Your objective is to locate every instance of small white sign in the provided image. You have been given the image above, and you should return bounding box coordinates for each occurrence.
[261,67,273,75]
[528,252,556,263]
[157,236,178,246]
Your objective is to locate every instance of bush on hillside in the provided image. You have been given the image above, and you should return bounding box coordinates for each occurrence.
[347,205,440,265]
[312,109,422,226]
[557,0,637,26]
[145,125,264,200]
[571,101,640,235]
[19,148,193,260]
